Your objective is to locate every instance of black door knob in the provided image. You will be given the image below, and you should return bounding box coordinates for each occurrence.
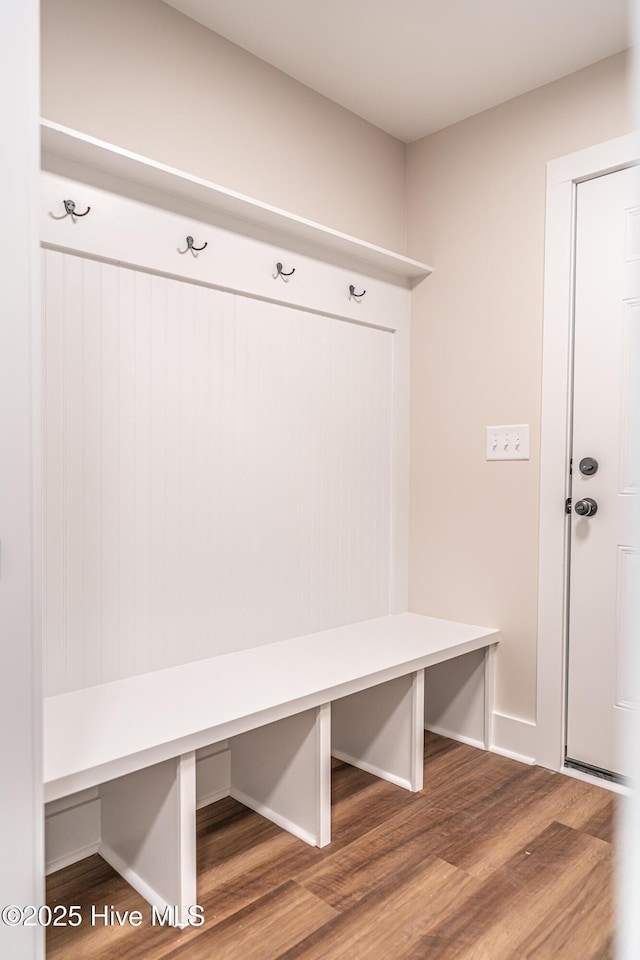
[574,497,598,517]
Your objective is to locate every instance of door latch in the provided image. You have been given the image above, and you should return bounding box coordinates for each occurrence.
[565,497,572,514]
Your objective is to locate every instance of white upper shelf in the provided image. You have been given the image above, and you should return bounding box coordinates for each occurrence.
[41,120,432,285]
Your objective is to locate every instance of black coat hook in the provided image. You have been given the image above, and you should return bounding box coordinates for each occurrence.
[180,235,208,255]
[63,199,91,218]
[274,262,295,280]
[349,284,366,300]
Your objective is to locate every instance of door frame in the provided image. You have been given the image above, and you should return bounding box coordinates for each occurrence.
[536,132,639,772]
[0,1,44,958]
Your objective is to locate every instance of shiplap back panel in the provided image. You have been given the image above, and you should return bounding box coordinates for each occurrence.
[43,250,393,694]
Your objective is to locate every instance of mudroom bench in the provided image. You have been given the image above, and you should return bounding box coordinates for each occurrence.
[43,613,498,925]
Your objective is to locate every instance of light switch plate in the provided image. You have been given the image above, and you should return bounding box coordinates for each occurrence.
[486,424,530,461]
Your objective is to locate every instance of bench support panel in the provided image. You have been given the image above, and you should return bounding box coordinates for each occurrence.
[332,670,425,792]
[230,704,331,848]
[99,751,197,927]
[484,642,498,750]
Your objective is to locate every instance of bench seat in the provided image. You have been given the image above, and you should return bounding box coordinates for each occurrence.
[43,613,498,924]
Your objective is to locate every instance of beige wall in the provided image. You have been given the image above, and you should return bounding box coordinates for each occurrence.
[41,0,407,252]
[407,52,632,722]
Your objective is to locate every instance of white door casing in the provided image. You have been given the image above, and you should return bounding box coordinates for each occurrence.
[566,165,640,777]
[537,133,639,774]
[0,2,44,959]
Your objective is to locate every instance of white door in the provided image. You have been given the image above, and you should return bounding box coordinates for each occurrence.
[566,164,640,778]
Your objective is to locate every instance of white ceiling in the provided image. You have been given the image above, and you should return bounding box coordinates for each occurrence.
[162,0,630,142]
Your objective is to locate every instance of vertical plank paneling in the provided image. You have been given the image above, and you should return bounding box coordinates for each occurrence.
[81,258,102,687]
[100,262,121,683]
[163,278,183,669]
[149,274,167,672]
[44,253,394,692]
[63,254,83,691]
[322,316,341,628]
[334,316,350,627]
[190,287,210,660]
[192,283,212,663]
[231,298,248,651]
[217,294,238,655]
[178,281,197,667]
[133,271,152,677]
[348,318,364,622]
[283,305,303,640]
[302,303,315,636]
[118,268,137,681]
[239,295,259,648]
[244,300,266,643]
[379,332,393,611]
[275,307,301,642]
[309,309,324,633]
[43,250,65,695]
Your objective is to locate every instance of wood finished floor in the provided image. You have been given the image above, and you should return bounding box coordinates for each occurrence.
[46,733,617,960]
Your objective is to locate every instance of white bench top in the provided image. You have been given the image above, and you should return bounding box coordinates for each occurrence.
[44,613,498,802]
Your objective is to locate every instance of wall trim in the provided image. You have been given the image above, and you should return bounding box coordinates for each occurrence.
[491,711,537,765]
[489,746,536,766]
[196,788,230,810]
[537,132,639,772]
[46,843,101,877]
[45,750,231,872]
[427,712,537,766]
[0,5,44,956]
[98,842,172,914]
[229,787,317,847]
[424,723,484,751]
[44,792,101,876]
[332,749,413,791]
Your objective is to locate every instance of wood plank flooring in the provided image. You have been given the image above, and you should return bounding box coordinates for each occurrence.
[46,733,617,959]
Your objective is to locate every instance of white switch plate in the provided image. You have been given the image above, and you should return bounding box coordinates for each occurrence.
[486,424,530,461]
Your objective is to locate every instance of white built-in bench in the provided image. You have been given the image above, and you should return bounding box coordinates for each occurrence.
[44,614,498,924]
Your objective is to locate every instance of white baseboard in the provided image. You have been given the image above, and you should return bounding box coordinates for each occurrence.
[490,712,537,765]
[424,723,484,751]
[490,745,536,766]
[229,787,317,847]
[425,713,537,767]
[45,748,232,872]
[46,842,101,876]
[195,747,231,809]
[331,749,413,791]
[196,786,230,810]
[45,791,101,875]
[98,842,173,917]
